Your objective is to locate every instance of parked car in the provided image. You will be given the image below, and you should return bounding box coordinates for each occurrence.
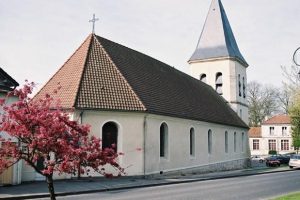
[267,154,290,164]
[289,154,300,169]
[251,155,265,163]
[266,156,281,167]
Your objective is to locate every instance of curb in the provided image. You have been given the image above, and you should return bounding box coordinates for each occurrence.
[0,168,295,200]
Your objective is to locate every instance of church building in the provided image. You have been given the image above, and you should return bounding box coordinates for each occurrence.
[32,0,250,178]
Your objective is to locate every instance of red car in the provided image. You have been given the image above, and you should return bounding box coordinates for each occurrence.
[266,157,281,167]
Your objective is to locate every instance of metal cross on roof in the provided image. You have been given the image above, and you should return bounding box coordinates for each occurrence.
[89,14,99,34]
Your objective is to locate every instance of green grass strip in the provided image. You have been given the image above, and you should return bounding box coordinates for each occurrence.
[272,192,300,200]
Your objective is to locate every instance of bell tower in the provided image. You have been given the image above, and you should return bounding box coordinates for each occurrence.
[189,0,249,124]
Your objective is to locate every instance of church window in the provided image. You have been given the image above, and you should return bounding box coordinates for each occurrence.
[234,132,237,152]
[200,74,207,83]
[242,77,246,98]
[190,128,195,156]
[215,72,223,95]
[160,123,168,158]
[208,130,212,154]
[238,74,241,97]
[241,132,245,152]
[37,157,45,171]
[102,122,118,152]
[225,131,228,153]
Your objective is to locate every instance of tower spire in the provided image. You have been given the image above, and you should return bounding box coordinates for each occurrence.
[189,0,248,67]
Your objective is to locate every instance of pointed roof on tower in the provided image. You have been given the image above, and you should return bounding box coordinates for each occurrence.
[35,34,248,128]
[189,0,248,67]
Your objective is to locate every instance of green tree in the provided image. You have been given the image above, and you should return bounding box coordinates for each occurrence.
[289,95,300,154]
[247,81,279,126]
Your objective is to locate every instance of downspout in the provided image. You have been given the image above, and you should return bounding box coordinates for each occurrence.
[143,114,148,177]
[79,111,84,124]
[77,110,84,179]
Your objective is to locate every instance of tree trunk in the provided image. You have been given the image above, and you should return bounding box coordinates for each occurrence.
[46,175,56,200]
[77,164,81,180]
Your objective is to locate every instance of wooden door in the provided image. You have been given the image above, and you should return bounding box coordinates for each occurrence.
[0,166,13,185]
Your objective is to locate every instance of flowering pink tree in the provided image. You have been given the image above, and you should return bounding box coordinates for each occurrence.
[0,82,123,200]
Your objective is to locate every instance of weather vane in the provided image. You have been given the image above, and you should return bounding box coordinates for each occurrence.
[89,14,99,34]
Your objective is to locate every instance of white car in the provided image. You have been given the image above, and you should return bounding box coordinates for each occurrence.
[288,154,300,168]
[251,155,265,163]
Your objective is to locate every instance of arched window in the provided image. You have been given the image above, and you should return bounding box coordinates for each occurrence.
[200,74,207,83]
[190,128,195,156]
[208,130,212,154]
[234,132,237,152]
[102,122,118,151]
[215,72,223,95]
[238,74,241,97]
[242,77,246,98]
[160,123,168,158]
[240,109,242,118]
[242,132,245,152]
[225,131,228,153]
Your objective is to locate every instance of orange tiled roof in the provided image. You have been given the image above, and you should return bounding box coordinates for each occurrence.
[262,115,291,125]
[248,127,261,138]
[34,34,248,128]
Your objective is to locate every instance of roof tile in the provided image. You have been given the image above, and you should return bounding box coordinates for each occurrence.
[262,115,291,125]
[35,34,248,128]
[249,127,261,138]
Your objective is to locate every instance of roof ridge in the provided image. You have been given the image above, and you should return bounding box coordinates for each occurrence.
[93,36,147,111]
[34,34,93,106]
[73,34,94,108]
[95,35,247,128]
[96,36,203,84]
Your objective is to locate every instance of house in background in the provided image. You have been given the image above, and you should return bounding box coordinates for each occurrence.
[249,115,293,156]
[0,67,20,185]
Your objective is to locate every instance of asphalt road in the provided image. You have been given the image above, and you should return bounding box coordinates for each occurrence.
[38,170,300,200]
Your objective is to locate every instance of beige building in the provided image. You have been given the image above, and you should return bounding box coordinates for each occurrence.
[249,115,293,156]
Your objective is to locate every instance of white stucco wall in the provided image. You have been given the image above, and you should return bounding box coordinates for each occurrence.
[20,109,250,181]
[189,58,248,124]
[74,110,145,176]
[144,114,249,175]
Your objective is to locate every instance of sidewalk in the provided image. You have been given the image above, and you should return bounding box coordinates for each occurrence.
[0,166,293,200]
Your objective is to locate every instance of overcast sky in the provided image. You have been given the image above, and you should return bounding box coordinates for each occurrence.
[0,0,300,90]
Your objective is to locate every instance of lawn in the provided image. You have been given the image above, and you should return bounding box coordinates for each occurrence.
[272,192,300,200]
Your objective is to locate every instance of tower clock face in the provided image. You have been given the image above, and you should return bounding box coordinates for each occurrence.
[293,47,300,66]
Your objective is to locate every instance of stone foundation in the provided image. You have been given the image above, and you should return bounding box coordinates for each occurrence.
[147,158,251,178]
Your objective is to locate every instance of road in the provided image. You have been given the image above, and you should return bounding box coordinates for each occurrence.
[40,170,300,200]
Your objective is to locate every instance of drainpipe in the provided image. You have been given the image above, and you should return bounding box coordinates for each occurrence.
[77,111,84,179]
[143,114,148,177]
[79,111,84,124]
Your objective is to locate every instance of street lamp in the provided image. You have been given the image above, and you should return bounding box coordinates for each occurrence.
[293,47,300,78]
